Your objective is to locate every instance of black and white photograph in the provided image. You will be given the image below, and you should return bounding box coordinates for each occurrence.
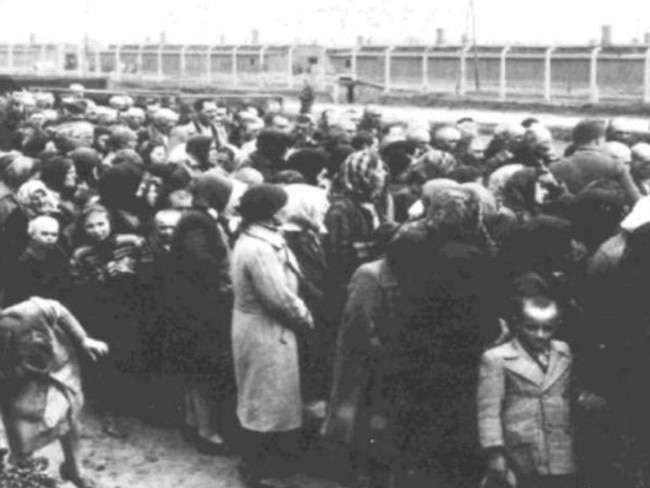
[0,1,649,487]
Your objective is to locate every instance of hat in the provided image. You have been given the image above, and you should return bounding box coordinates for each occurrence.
[572,118,606,145]
[238,184,288,223]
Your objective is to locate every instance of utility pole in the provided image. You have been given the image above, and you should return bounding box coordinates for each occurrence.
[469,0,480,91]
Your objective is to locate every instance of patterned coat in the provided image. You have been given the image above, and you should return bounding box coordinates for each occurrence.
[230,224,312,432]
[477,338,575,476]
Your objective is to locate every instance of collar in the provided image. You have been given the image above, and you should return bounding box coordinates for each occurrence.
[244,223,285,250]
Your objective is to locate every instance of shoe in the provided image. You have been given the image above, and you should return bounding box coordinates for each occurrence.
[60,462,104,488]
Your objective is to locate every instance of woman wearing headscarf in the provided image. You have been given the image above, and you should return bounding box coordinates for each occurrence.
[165,169,235,454]
[280,183,330,403]
[500,167,566,225]
[324,149,390,325]
[69,147,101,207]
[231,184,313,486]
[98,162,145,235]
[322,224,429,488]
[386,185,503,487]
[40,156,78,213]
[3,180,73,261]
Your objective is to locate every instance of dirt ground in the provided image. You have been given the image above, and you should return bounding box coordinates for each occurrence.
[30,410,345,488]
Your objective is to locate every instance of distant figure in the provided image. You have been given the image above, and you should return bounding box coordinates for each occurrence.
[299,79,316,114]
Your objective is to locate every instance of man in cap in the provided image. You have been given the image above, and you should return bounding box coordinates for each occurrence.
[484,121,526,174]
[550,118,640,204]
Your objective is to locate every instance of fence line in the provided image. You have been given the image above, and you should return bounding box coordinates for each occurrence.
[1,42,650,104]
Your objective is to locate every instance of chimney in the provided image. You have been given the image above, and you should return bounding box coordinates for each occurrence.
[251,30,260,45]
[159,31,167,45]
[356,36,364,46]
[220,35,225,44]
[601,25,612,46]
[645,32,650,45]
[29,32,36,44]
[436,28,446,46]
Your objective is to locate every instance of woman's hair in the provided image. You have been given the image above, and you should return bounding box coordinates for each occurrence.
[185,135,213,170]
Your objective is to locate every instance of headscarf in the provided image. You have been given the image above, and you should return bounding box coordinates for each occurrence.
[281,183,330,234]
[186,135,213,171]
[501,167,539,215]
[98,162,144,212]
[16,180,58,218]
[567,189,625,252]
[409,148,458,181]
[69,147,101,187]
[40,156,73,195]
[487,163,525,204]
[339,149,388,202]
[192,169,234,214]
[108,126,138,151]
[425,186,482,243]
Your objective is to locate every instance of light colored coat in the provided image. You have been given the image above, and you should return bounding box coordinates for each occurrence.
[231,224,312,432]
[477,338,575,476]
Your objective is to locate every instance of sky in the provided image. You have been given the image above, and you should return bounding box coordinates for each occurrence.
[3,0,650,46]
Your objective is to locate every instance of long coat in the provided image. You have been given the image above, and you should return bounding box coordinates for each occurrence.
[477,338,575,476]
[166,209,232,375]
[231,224,312,433]
[321,258,398,448]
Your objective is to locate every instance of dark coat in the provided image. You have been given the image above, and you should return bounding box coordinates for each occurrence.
[322,259,399,450]
[165,209,232,375]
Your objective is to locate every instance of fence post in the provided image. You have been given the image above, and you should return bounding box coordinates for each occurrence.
[232,45,239,86]
[180,45,187,81]
[94,48,101,75]
[351,46,358,80]
[137,44,144,80]
[206,46,213,85]
[258,45,268,87]
[287,45,296,88]
[114,44,122,81]
[7,43,14,72]
[422,47,432,92]
[589,46,602,103]
[77,43,84,76]
[39,44,46,72]
[499,46,511,101]
[459,45,470,96]
[544,46,556,102]
[644,46,650,103]
[384,46,394,93]
[157,43,164,82]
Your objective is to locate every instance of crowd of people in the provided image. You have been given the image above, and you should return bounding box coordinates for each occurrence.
[0,84,650,488]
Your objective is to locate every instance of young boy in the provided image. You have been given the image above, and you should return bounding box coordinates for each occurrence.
[477,295,575,488]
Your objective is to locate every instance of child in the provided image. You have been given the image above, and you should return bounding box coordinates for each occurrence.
[6,215,70,305]
[477,295,575,488]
